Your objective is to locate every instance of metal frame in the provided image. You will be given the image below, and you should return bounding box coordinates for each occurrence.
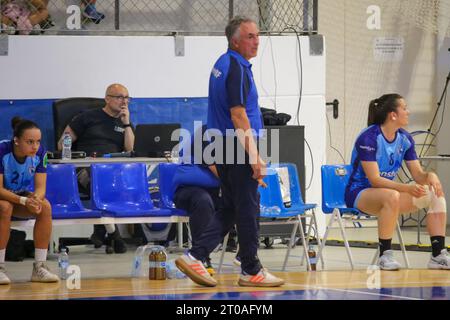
[12,215,189,255]
[317,210,410,270]
[217,208,323,273]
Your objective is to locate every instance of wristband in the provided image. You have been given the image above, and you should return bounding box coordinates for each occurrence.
[19,196,27,206]
[123,124,132,128]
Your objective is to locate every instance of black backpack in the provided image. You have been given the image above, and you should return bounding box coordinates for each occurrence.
[261,107,292,126]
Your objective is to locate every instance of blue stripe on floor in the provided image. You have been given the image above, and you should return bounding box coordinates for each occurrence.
[74,286,449,300]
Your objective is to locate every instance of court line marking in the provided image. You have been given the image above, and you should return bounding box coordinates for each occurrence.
[4,276,449,299]
[305,286,423,300]
[3,282,444,300]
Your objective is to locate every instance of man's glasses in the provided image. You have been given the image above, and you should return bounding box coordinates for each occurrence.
[108,95,131,102]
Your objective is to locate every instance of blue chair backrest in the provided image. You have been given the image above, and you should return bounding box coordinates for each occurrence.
[259,168,284,210]
[321,164,352,213]
[91,163,154,207]
[158,163,180,209]
[46,164,84,210]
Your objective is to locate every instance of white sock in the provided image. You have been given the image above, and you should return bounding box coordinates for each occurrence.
[105,224,115,234]
[35,248,48,262]
[0,249,5,264]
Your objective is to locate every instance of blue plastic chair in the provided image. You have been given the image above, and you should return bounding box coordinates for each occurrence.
[46,164,102,219]
[157,163,188,216]
[91,163,171,217]
[261,163,322,270]
[319,165,410,269]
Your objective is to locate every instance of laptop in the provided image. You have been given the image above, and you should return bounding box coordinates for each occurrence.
[133,123,181,157]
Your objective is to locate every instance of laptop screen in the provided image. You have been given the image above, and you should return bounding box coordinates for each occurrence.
[133,123,181,157]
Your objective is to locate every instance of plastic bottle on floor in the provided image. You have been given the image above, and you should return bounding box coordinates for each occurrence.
[58,248,70,280]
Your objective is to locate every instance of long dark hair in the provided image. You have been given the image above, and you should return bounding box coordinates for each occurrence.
[11,116,40,138]
[367,94,403,126]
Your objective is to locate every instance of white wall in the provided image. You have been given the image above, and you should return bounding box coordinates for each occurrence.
[0,35,327,235]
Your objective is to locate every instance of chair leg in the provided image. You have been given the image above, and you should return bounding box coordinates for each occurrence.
[282,220,299,271]
[217,232,229,274]
[336,212,355,270]
[311,210,325,267]
[300,216,312,266]
[317,210,337,270]
[186,223,192,249]
[297,216,311,271]
[304,216,312,248]
[177,221,183,249]
[396,221,410,268]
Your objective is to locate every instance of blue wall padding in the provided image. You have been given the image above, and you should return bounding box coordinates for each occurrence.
[0,97,208,151]
[0,99,55,148]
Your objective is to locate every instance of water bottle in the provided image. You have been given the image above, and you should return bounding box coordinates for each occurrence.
[166,259,186,279]
[308,245,317,271]
[58,248,70,280]
[62,133,72,160]
[131,244,151,278]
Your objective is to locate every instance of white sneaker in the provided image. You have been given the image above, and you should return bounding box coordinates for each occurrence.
[428,249,450,270]
[377,250,401,271]
[31,262,60,283]
[238,268,284,287]
[0,264,11,285]
[175,253,217,287]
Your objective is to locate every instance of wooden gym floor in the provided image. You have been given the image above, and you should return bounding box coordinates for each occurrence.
[1,226,449,300]
[0,269,449,300]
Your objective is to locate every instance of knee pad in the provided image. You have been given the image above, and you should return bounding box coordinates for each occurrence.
[428,188,447,214]
[412,186,447,214]
[412,186,432,209]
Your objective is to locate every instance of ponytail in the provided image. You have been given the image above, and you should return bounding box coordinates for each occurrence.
[367,94,403,126]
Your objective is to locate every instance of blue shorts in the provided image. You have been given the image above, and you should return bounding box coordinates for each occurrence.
[345,186,369,209]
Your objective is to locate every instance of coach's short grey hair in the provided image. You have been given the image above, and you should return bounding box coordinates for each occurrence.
[225,16,257,48]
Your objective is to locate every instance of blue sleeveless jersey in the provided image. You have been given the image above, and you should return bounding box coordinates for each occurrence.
[347,125,417,193]
[0,140,47,193]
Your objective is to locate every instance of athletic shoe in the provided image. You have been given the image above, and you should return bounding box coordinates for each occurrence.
[0,264,11,285]
[377,250,401,271]
[203,257,215,276]
[428,249,450,270]
[113,238,127,254]
[90,226,106,248]
[175,253,217,287]
[233,255,241,267]
[105,245,114,254]
[105,230,127,254]
[83,4,105,24]
[238,268,284,287]
[31,262,60,283]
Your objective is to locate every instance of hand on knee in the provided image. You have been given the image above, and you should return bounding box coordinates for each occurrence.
[35,199,52,219]
[413,186,447,214]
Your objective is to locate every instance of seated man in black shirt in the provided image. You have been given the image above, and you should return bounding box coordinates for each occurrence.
[57,83,135,254]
